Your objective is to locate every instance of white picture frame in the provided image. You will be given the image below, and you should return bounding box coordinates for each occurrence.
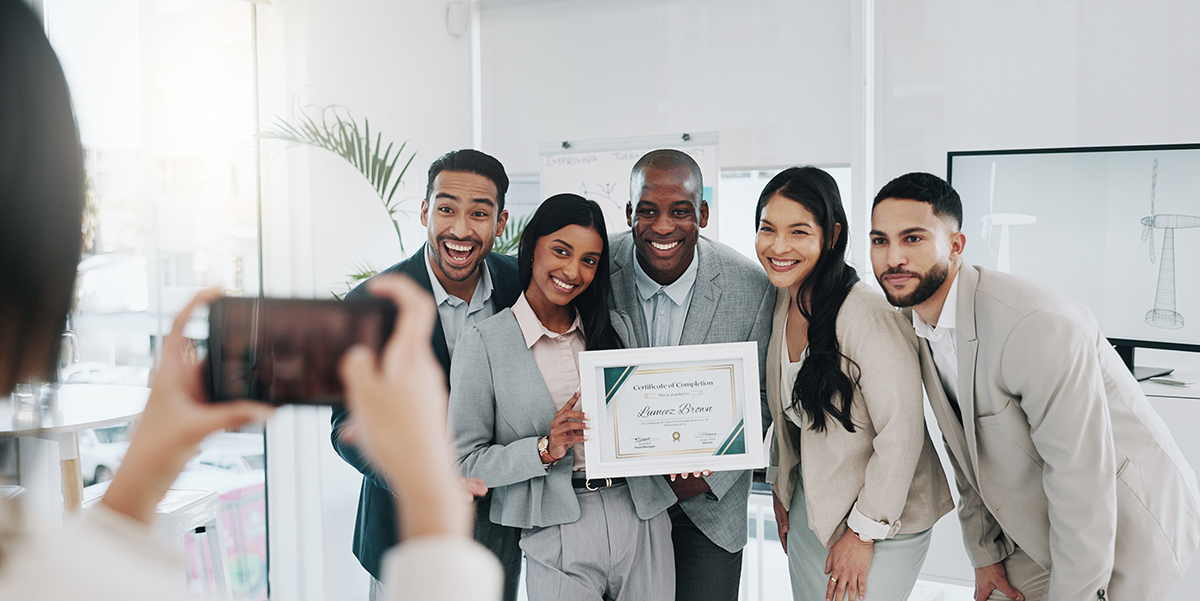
[578,341,765,479]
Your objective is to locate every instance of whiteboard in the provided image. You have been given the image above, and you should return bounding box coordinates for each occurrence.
[539,132,720,241]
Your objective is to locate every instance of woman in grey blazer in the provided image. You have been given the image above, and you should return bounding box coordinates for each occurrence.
[451,194,674,601]
[755,168,953,601]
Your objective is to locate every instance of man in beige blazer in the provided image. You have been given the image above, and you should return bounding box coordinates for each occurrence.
[868,172,1200,601]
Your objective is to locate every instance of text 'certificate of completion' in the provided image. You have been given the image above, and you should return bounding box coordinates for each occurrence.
[578,341,765,479]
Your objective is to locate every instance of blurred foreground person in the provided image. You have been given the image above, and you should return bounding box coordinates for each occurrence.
[0,2,498,599]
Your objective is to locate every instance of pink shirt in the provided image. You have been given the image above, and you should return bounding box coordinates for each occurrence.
[511,294,587,471]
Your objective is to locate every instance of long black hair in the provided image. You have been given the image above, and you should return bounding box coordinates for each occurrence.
[0,0,85,394]
[755,167,860,433]
[518,194,621,351]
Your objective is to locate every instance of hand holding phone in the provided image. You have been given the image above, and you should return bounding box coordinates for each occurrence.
[338,275,470,540]
[103,289,274,525]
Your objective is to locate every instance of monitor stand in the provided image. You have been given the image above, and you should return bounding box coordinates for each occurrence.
[1115,344,1175,382]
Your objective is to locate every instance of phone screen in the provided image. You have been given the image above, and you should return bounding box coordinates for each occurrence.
[205,296,396,405]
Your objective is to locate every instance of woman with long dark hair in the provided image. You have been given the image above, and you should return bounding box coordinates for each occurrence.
[452,193,674,601]
[756,167,952,601]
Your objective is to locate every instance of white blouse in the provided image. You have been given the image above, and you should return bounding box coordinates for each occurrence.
[779,312,809,429]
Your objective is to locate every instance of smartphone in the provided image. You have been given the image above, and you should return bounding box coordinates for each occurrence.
[205,296,396,405]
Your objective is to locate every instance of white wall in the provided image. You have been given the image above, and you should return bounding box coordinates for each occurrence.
[868,0,1200,371]
[479,0,852,176]
[874,0,1200,184]
[262,0,474,299]
[255,2,474,600]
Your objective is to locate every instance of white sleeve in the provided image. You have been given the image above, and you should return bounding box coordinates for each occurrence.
[77,502,184,575]
[845,502,902,540]
[380,536,502,601]
[0,500,188,601]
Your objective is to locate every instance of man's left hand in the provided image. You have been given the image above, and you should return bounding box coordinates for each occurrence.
[666,473,712,501]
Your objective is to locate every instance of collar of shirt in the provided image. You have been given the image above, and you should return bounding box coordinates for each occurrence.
[912,270,959,346]
[511,293,583,348]
[632,245,700,305]
[424,244,494,311]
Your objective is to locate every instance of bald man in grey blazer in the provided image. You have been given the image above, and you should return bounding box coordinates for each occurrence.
[610,149,774,601]
[870,172,1200,601]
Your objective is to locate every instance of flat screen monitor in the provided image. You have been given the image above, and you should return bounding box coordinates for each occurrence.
[947,144,1200,376]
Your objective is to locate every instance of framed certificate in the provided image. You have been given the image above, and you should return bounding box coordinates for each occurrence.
[578,341,765,479]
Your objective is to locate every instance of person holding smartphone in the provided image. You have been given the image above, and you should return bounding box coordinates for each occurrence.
[451,194,674,600]
[0,3,499,599]
[756,167,952,601]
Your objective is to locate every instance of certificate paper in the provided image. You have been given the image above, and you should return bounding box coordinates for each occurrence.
[579,341,765,478]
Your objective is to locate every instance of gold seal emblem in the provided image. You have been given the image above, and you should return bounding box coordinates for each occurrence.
[672,431,681,442]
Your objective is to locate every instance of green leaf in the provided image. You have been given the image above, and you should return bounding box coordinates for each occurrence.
[494,213,531,256]
[260,103,418,290]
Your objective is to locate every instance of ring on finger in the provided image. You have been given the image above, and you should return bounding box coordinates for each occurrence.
[830,577,838,583]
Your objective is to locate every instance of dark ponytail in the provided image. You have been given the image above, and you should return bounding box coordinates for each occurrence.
[755,167,860,433]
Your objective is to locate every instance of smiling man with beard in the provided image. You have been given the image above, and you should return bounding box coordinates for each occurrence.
[870,172,1200,601]
[332,149,523,601]
[608,149,774,601]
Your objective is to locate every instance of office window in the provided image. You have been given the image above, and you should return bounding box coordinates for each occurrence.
[44,0,266,598]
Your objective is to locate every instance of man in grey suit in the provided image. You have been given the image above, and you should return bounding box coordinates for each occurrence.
[869,172,1200,601]
[610,149,774,601]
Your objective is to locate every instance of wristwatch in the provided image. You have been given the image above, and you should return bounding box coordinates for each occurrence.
[538,436,556,464]
[852,528,873,544]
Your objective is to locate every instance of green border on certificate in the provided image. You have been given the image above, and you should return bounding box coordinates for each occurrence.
[579,341,764,479]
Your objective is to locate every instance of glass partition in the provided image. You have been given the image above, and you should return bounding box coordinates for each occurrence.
[44,0,266,597]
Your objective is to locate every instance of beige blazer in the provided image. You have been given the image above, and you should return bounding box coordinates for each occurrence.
[922,264,1200,600]
[766,282,952,548]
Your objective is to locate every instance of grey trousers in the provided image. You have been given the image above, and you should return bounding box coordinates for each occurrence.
[787,477,933,601]
[520,483,675,601]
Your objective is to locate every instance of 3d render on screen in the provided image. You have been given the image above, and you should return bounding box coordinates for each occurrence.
[1141,158,1200,330]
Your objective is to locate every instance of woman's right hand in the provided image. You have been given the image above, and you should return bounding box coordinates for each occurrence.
[546,391,588,461]
[772,490,790,554]
[102,289,275,526]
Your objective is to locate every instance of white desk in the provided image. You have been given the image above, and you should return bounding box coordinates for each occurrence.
[0,384,148,512]
[1141,372,1199,401]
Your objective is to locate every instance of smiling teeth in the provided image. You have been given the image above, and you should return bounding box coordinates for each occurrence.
[650,241,680,251]
[770,258,797,267]
[552,277,576,290]
[445,242,473,252]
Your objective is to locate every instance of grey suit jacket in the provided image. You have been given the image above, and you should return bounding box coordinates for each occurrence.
[608,231,774,553]
[766,283,952,547]
[451,307,659,529]
[921,264,1200,600]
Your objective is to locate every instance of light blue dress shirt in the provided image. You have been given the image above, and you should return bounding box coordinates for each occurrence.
[632,247,700,348]
[423,245,496,358]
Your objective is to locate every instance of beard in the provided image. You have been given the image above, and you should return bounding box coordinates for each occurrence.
[878,260,950,307]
